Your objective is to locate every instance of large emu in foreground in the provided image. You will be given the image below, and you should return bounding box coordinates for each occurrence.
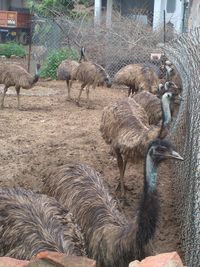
[100,92,178,198]
[57,59,79,100]
[113,63,160,96]
[43,139,183,267]
[0,63,40,109]
[0,187,86,260]
[75,48,112,108]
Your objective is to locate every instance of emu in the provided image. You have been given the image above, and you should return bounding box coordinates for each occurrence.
[43,139,183,267]
[0,63,40,109]
[57,59,79,100]
[0,187,86,260]
[75,47,112,108]
[100,92,179,199]
[113,63,160,96]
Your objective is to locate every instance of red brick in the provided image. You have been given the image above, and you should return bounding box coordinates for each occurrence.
[27,251,96,267]
[0,257,29,267]
[137,251,184,267]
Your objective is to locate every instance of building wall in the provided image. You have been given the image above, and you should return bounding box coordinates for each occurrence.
[0,0,10,10]
[153,0,185,33]
[0,0,25,10]
[188,0,200,30]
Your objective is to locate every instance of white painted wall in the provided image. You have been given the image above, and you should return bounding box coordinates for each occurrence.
[153,0,185,33]
[188,0,200,30]
[94,0,102,26]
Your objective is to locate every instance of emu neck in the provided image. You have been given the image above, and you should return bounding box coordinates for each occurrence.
[161,97,171,126]
[135,152,159,260]
[145,153,158,193]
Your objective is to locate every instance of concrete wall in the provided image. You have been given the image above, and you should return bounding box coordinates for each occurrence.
[153,0,185,33]
[0,0,10,10]
[188,0,200,30]
[0,0,25,10]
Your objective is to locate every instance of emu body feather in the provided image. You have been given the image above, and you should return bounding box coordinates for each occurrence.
[75,48,111,107]
[43,163,158,267]
[57,59,79,100]
[100,97,159,161]
[43,140,183,267]
[132,91,162,125]
[113,64,159,96]
[0,187,86,260]
[0,63,40,109]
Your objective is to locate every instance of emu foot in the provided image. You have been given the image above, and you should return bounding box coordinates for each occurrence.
[75,100,81,107]
[86,105,95,110]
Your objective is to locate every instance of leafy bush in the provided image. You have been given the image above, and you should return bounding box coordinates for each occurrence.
[0,42,26,58]
[40,47,79,79]
[78,0,91,6]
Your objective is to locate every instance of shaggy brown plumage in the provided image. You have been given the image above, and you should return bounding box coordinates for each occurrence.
[164,61,182,91]
[74,48,112,108]
[0,187,86,260]
[100,92,177,198]
[0,63,40,109]
[57,59,79,100]
[113,63,160,96]
[43,141,183,267]
[132,91,162,125]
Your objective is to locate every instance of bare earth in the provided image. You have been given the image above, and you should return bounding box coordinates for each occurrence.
[0,80,183,259]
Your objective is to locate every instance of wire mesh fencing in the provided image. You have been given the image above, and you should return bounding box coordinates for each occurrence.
[30,11,178,77]
[163,28,200,267]
[29,11,200,267]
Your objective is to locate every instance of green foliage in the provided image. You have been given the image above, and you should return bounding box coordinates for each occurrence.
[69,10,89,19]
[78,0,91,6]
[26,0,74,17]
[40,47,79,79]
[0,42,26,58]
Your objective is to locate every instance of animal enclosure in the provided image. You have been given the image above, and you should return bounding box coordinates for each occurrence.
[0,11,199,267]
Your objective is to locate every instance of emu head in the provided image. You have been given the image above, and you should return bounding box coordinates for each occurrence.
[148,139,184,163]
[157,81,179,98]
[105,75,112,88]
[79,47,87,63]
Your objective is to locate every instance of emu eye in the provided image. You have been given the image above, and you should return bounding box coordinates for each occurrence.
[156,146,167,153]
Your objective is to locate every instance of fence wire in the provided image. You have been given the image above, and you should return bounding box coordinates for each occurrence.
[30,13,200,267]
[30,12,178,77]
[163,28,200,267]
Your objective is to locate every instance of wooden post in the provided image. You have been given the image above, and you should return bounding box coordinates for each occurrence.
[106,0,113,28]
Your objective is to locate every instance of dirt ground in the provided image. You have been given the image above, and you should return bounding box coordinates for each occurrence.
[0,79,183,259]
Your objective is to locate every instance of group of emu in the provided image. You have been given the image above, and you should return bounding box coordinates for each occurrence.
[0,47,184,267]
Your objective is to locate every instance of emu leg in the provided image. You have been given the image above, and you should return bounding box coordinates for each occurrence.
[0,86,8,109]
[76,83,86,106]
[86,85,91,109]
[128,86,135,97]
[15,86,21,109]
[66,80,72,100]
[128,87,132,97]
[116,149,128,200]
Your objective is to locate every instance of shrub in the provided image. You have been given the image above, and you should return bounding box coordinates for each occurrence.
[78,0,91,6]
[0,42,26,58]
[40,47,79,79]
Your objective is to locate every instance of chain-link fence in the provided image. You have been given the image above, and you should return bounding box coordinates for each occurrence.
[30,10,178,77]
[163,28,200,267]
[29,11,200,267]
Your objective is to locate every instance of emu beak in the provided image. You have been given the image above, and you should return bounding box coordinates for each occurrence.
[106,80,112,88]
[166,150,184,161]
